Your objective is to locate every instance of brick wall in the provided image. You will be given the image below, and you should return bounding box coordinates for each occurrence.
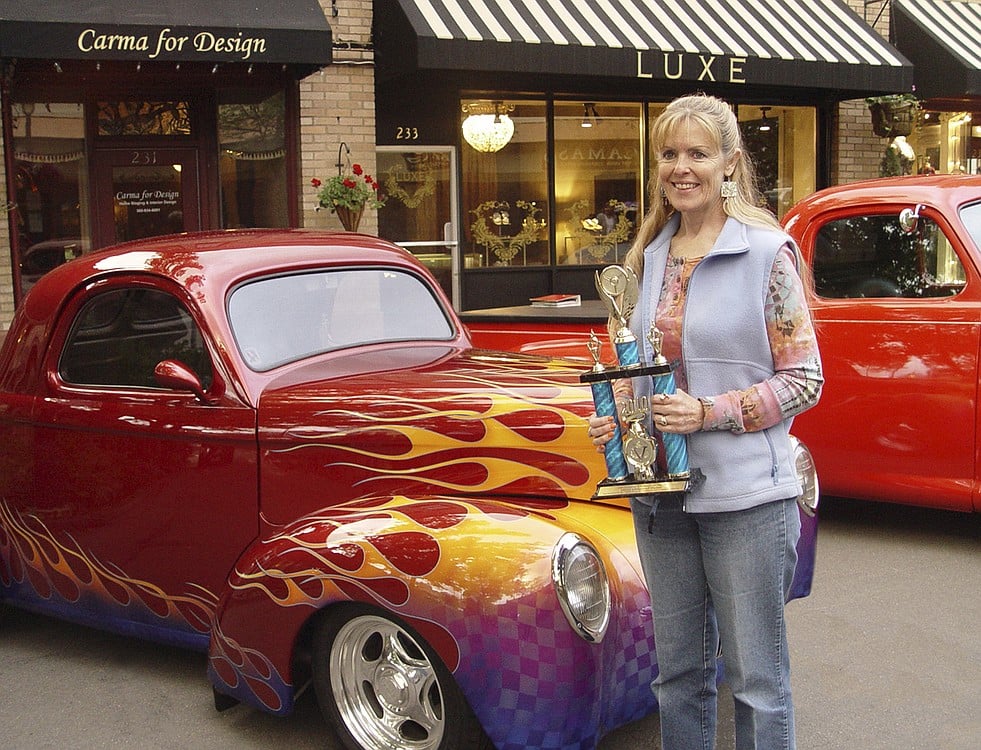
[300,1,379,235]
[835,0,895,184]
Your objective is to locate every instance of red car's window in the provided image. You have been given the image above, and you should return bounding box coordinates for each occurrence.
[960,201,981,251]
[59,288,213,389]
[812,214,966,299]
[227,268,455,371]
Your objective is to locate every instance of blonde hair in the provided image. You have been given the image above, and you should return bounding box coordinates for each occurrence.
[624,93,780,279]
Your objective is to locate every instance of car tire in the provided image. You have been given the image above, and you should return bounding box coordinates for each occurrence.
[312,603,492,750]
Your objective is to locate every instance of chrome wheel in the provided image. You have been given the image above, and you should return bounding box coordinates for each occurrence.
[324,611,446,750]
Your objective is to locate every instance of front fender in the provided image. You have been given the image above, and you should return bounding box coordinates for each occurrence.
[207,494,658,750]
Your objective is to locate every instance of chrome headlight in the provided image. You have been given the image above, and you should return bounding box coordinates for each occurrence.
[551,533,611,643]
[791,435,820,517]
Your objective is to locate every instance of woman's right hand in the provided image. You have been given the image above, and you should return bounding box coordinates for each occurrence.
[587,412,618,452]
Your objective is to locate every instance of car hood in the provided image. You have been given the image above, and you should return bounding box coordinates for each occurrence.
[256,346,609,524]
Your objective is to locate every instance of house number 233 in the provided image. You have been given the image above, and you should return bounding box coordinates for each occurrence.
[396,127,419,140]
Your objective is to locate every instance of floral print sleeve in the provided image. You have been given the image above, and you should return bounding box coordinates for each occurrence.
[702,245,823,433]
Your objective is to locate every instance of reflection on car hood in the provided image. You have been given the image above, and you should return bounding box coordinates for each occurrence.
[257,348,608,520]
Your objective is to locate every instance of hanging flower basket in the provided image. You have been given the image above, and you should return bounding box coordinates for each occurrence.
[335,205,364,232]
[867,95,918,138]
[310,163,385,232]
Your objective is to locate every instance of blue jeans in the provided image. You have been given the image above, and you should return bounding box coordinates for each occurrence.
[631,495,801,750]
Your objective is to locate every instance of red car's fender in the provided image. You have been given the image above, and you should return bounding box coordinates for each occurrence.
[206,492,656,750]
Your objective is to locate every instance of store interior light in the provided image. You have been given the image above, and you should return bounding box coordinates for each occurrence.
[462,101,515,153]
[581,102,599,128]
[759,106,772,132]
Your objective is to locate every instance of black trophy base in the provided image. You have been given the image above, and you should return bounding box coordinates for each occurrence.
[592,473,690,500]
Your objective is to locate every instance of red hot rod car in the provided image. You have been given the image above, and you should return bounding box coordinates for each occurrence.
[0,230,818,750]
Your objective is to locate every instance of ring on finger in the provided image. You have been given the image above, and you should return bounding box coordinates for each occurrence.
[658,415,668,427]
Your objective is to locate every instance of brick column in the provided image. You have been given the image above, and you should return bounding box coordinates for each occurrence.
[300,1,379,235]
[835,0,895,184]
[0,83,12,335]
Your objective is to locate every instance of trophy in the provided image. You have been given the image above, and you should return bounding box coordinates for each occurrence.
[580,265,690,499]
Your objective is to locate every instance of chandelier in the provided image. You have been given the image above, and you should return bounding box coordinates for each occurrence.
[461,101,515,153]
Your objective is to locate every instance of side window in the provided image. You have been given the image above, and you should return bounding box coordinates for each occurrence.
[813,214,966,299]
[59,288,213,389]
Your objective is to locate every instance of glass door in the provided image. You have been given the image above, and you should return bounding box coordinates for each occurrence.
[376,147,459,307]
[92,148,201,247]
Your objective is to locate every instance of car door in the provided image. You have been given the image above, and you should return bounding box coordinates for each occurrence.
[24,278,257,645]
[792,203,980,511]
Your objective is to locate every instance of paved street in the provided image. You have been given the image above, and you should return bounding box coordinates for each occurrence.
[2,498,978,749]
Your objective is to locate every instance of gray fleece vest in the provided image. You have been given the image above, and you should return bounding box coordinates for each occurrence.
[631,214,802,513]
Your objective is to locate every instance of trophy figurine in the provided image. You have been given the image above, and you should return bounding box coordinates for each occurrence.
[595,265,640,368]
[619,395,657,482]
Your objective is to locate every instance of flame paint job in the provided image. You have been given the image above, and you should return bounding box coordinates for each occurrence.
[208,493,658,750]
[258,350,606,526]
[0,497,216,647]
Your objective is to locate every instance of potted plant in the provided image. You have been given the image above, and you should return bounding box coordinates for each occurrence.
[311,163,385,232]
[879,135,915,177]
[866,93,919,138]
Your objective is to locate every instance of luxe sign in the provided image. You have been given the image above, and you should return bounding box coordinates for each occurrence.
[636,51,747,84]
[581,265,690,500]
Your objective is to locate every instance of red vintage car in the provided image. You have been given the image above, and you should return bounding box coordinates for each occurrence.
[0,229,818,750]
[465,175,981,513]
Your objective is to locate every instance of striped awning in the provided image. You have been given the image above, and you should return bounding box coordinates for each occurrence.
[393,0,910,94]
[893,0,981,98]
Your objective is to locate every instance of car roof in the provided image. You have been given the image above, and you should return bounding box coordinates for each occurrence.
[783,174,981,235]
[21,229,432,320]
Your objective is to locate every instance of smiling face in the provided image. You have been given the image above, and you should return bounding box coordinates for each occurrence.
[657,118,738,223]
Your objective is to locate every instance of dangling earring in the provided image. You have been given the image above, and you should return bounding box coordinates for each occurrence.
[660,186,669,206]
[721,177,738,200]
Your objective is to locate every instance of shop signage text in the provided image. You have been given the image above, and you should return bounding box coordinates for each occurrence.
[636,51,747,84]
[557,146,638,164]
[77,27,268,61]
[115,189,181,213]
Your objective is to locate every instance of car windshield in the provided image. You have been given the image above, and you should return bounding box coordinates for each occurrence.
[960,201,981,251]
[228,268,455,371]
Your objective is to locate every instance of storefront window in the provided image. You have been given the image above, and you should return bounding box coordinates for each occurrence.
[914,111,942,175]
[908,110,981,176]
[555,101,642,266]
[738,105,815,219]
[97,101,191,137]
[945,112,976,175]
[966,119,981,175]
[460,99,548,267]
[377,148,456,299]
[645,103,816,221]
[218,89,288,228]
[11,101,88,297]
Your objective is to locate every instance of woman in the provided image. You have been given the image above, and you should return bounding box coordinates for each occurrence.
[587,94,822,750]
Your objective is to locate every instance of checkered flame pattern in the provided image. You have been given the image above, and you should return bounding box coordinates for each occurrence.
[212,495,658,750]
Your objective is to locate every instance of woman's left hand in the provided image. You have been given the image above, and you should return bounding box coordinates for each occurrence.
[650,389,704,434]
